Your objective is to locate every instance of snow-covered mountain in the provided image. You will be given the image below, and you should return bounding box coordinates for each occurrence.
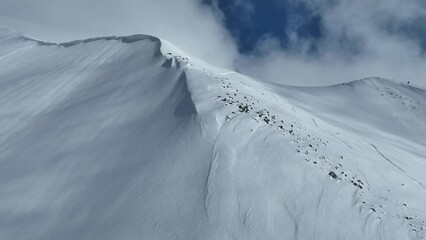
[0,27,425,240]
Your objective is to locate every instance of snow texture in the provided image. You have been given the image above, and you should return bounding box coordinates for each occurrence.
[0,28,425,240]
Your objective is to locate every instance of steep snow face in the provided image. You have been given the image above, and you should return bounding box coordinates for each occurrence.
[0,29,210,240]
[0,28,425,240]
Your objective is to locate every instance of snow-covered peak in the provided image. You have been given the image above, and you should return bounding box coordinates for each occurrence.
[342,77,413,89]
[0,29,425,240]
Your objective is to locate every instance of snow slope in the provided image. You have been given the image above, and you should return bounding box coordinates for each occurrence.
[0,28,425,240]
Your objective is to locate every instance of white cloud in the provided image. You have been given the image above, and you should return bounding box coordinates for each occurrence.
[237,0,426,87]
[0,0,239,69]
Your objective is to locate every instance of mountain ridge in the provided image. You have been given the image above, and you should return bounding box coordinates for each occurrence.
[0,27,425,240]
[6,27,423,90]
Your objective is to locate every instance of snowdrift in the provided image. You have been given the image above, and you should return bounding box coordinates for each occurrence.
[0,28,425,240]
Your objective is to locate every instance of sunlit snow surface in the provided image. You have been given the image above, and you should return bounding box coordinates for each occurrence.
[0,28,425,240]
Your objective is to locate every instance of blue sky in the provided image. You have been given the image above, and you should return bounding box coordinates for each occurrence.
[204,0,323,54]
[204,0,426,58]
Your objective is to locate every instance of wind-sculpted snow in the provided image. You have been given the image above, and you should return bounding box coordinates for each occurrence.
[0,28,425,240]
[22,34,160,48]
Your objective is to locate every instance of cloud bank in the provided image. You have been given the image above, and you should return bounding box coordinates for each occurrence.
[234,0,426,87]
